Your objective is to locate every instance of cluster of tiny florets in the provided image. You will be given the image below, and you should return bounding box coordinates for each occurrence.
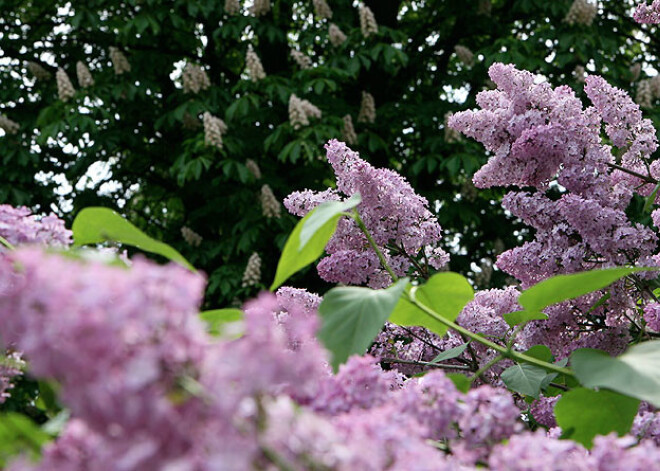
[251,0,271,16]
[636,76,660,109]
[634,0,660,23]
[26,61,51,80]
[260,184,282,218]
[203,112,228,150]
[290,49,312,70]
[0,115,19,135]
[241,252,262,287]
[357,91,376,124]
[359,5,378,38]
[563,0,598,26]
[289,94,322,129]
[56,68,76,102]
[342,114,358,145]
[181,226,203,247]
[245,159,262,179]
[76,61,94,88]
[109,47,131,75]
[182,63,211,94]
[225,0,240,15]
[454,45,474,67]
[245,45,266,81]
[328,23,347,47]
[313,0,332,19]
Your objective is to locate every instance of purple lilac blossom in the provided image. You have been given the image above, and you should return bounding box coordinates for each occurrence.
[449,63,659,358]
[0,351,24,404]
[284,139,448,287]
[0,205,72,248]
[634,0,660,23]
[643,302,660,332]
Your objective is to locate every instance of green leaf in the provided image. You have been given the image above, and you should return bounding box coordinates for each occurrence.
[571,342,660,407]
[270,194,361,290]
[430,343,468,363]
[501,363,549,398]
[199,308,243,336]
[524,345,554,362]
[0,413,52,466]
[555,388,639,448]
[318,278,408,371]
[502,310,548,327]
[518,267,651,312]
[644,181,660,213]
[447,373,471,393]
[390,272,474,337]
[72,208,194,271]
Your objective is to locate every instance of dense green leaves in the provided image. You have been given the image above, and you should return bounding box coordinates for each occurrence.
[571,342,660,407]
[389,273,474,337]
[318,278,408,371]
[518,267,649,312]
[555,388,639,448]
[270,194,361,290]
[72,207,194,271]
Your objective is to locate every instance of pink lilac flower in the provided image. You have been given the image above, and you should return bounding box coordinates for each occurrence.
[310,355,402,415]
[0,205,72,248]
[634,1,660,23]
[591,433,660,470]
[643,303,660,331]
[0,351,24,404]
[284,140,448,287]
[488,430,593,470]
[529,395,560,428]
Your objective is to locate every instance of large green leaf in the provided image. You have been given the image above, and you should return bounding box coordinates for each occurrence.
[318,278,408,371]
[270,193,361,290]
[199,308,243,336]
[502,310,548,327]
[389,272,474,337]
[518,267,649,313]
[0,413,52,466]
[430,343,468,363]
[554,388,639,448]
[571,342,660,407]
[72,207,194,271]
[501,363,548,398]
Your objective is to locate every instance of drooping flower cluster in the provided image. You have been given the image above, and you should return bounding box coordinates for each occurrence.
[357,91,376,124]
[574,64,586,83]
[109,46,131,74]
[313,0,332,19]
[202,111,228,150]
[285,140,448,287]
[241,251,262,287]
[26,61,51,80]
[564,0,598,26]
[56,68,75,102]
[341,114,358,145]
[290,49,312,70]
[359,5,378,38]
[245,45,266,81]
[634,0,660,23]
[636,76,660,109]
[0,115,19,135]
[260,184,282,218]
[250,0,270,16]
[328,23,347,47]
[182,63,211,94]
[288,94,322,129]
[181,226,203,247]
[454,45,474,67]
[224,0,240,15]
[75,61,94,88]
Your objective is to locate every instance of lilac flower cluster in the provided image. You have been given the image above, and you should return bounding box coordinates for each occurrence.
[284,139,449,287]
[449,63,659,357]
[0,205,72,248]
[635,1,660,23]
